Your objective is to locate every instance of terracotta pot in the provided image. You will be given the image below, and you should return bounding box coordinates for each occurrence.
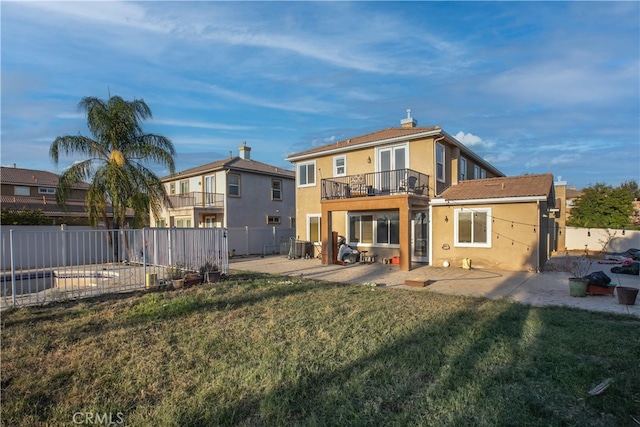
[172,278,185,289]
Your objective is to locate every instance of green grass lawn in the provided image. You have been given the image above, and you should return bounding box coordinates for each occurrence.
[2,271,639,426]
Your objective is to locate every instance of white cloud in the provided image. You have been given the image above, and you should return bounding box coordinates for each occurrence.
[455,131,481,146]
[152,119,254,131]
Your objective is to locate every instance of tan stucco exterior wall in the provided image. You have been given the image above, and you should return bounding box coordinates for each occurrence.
[292,133,505,271]
[431,202,543,272]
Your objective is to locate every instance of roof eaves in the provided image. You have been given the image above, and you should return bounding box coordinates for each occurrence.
[430,195,549,205]
[285,128,442,162]
[440,130,504,177]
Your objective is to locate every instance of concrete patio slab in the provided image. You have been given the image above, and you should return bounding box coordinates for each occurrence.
[229,255,640,317]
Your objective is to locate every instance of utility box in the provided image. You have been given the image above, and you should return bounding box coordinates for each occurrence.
[294,240,313,258]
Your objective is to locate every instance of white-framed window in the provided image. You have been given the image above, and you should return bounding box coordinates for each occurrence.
[175,218,192,228]
[297,161,316,187]
[474,165,481,179]
[180,180,189,194]
[38,187,56,194]
[271,179,282,201]
[348,212,399,246]
[454,208,491,248]
[169,183,176,195]
[307,214,321,243]
[334,155,346,177]
[436,143,445,182]
[156,219,166,228]
[14,186,30,196]
[459,158,467,181]
[480,168,487,179]
[228,173,241,197]
[267,215,281,225]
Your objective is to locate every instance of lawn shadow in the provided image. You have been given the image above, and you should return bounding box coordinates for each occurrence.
[177,294,638,426]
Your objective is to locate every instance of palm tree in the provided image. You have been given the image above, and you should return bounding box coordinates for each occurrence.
[50,95,176,231]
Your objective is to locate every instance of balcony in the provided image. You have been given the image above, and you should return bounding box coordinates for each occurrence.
[321,169,429,200]
[168,192,224,209]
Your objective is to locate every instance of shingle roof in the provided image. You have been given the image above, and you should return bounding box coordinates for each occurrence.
[0,166,89,189]
[437,174,554,201]
[162,157,295,181]
[286,126,442,160]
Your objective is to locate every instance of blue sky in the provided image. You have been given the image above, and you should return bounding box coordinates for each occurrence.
[2,1,638,189]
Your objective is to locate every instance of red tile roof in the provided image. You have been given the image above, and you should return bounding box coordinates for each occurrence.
[436,174,554,201]
[0,166,89,189]
[161,157,294,181]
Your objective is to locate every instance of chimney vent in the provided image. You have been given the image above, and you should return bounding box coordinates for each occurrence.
[239,141,251,160]
[400,108,417,128]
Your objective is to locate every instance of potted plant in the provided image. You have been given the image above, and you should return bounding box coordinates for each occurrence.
[184,269,204,287]
[546,254,593,297]
[165,262,186,289]
[199,262,220,283]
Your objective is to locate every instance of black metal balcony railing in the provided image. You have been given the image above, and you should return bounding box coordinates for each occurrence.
[321,169,429,200]
[168,192,224,209]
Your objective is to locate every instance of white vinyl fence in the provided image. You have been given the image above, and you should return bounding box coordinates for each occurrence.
[0,226,228,309]
[226,226,295,257]
[564,227,640,253]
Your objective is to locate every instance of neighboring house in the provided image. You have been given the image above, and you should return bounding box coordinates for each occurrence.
[153,143,296,229]
[430,174,557,272]
[285,111,505,271]
[0,165,91,225]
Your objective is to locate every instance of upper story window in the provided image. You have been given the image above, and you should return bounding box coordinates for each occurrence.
[436,143,445,182]
[38,187,56,194]
[474,165,486,179]
[455,208,491,248]
[459,157,467,181]
[271,179,282,201]
[228,173,241,197]
[169,183,176,195]
[334,156,346,177]
[180,180,189,194]
[14,186,30,196]
[298,161,316,187]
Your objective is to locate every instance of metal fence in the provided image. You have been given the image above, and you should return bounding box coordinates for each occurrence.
[0,227,228,309]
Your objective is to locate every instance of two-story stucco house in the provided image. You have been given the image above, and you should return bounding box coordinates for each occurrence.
[152,143,295,230]
[1,165,91,225]
[285,111,506,271]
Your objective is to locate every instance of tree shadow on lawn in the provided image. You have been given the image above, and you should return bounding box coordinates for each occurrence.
[179,300,639,427]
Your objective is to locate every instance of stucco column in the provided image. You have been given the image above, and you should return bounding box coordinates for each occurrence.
[399,201,412,271]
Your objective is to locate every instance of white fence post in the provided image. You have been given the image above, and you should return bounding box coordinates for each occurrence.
[10,229,16,308]
[245,226,250,256]
[60,224,67,267]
